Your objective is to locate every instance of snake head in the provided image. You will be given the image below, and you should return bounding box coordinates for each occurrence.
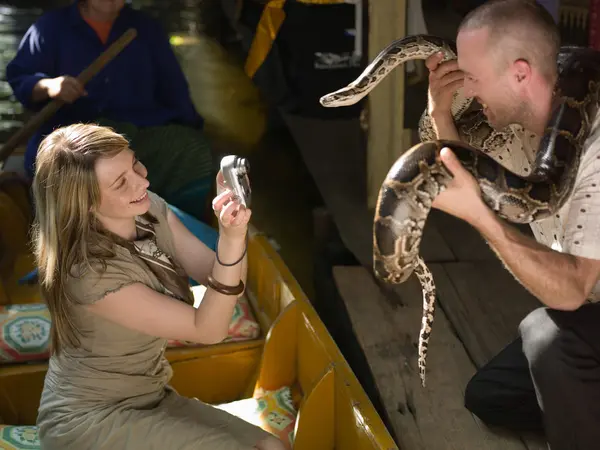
[320,86,366,107]
[320,91,355,107]
[319,94,337,107]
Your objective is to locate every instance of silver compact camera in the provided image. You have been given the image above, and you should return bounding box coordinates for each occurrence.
[220,155,251,208]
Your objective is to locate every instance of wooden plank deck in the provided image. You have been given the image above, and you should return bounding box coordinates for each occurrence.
[439,260,542,368]
[333,264,547,450]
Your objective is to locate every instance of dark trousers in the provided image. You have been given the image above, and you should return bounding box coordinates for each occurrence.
[464,303,600,450]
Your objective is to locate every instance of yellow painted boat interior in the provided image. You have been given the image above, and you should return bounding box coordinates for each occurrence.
[0,176,397,449]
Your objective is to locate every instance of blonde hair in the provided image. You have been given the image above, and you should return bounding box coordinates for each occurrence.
[32,123,132,354]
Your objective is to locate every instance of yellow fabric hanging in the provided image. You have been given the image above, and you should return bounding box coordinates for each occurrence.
[244,0,287,79]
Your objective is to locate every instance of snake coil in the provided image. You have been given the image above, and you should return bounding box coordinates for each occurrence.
[320,35,600,387]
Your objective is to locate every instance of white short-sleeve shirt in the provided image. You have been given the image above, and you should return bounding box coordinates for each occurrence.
[492,113,600,302]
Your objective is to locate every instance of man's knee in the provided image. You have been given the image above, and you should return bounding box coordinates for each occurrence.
[464,369,483,412]
[463,337,545,431]
[518,307,560,374]
[464,366,511,423]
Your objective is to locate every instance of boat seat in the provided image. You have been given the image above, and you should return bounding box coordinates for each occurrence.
[0,287,261,365]
[0,385,298,450]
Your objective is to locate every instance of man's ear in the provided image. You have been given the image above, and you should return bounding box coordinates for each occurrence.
[512,58,532,84]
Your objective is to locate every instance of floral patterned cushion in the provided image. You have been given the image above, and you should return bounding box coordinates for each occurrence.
[216,386,297,449]
[0,304,50,363]
[0,293,260,364]
[0,425,40,449]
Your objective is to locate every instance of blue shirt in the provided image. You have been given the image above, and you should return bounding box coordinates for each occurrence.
[6,2,203,177]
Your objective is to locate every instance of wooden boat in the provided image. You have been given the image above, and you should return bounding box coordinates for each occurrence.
[0,172,398,449]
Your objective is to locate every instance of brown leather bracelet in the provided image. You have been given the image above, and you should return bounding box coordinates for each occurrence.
[207,275,245,296]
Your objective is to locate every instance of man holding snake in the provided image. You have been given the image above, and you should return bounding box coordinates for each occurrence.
[426,0,600,447]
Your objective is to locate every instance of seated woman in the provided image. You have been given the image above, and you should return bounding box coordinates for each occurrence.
[32,123,284,450]
[7,0,214,220]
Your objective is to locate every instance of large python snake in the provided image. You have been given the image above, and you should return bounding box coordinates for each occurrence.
[319,35,600,387]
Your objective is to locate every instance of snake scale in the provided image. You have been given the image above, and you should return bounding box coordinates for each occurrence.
[319,35,600,387]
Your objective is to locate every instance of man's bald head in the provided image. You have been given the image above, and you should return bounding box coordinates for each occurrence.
[458,0,560,82]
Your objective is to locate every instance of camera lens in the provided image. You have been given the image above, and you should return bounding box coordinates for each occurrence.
[238,157,250,173]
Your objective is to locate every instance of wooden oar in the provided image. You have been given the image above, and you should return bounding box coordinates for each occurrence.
[0,27,138,165]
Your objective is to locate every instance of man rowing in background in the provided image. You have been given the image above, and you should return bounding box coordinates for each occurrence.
[7,0,214,221]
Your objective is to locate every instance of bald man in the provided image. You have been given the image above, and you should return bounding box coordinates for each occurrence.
[425,0,600,447]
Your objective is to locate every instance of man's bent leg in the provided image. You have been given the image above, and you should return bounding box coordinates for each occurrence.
[520,304,600,450]
[464,337,544,432]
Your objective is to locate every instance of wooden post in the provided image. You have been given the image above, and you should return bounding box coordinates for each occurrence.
[366,0,412,209]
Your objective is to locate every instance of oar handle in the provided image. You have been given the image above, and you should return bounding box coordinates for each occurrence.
[0,27,138,165]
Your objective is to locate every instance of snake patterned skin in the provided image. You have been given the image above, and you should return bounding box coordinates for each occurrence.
[320,35,600,387]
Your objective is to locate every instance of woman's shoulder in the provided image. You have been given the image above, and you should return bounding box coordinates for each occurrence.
[66,251,149,305]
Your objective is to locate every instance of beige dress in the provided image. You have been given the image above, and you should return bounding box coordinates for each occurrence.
[36,192,271,449]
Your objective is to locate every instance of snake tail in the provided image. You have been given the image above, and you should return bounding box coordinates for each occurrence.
[414,255,436,387]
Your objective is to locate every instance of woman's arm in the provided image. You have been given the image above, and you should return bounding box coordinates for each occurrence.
[166,208,216,285]
[87,232,247,344]
[87,191,250,344]
[166,208,248,291]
